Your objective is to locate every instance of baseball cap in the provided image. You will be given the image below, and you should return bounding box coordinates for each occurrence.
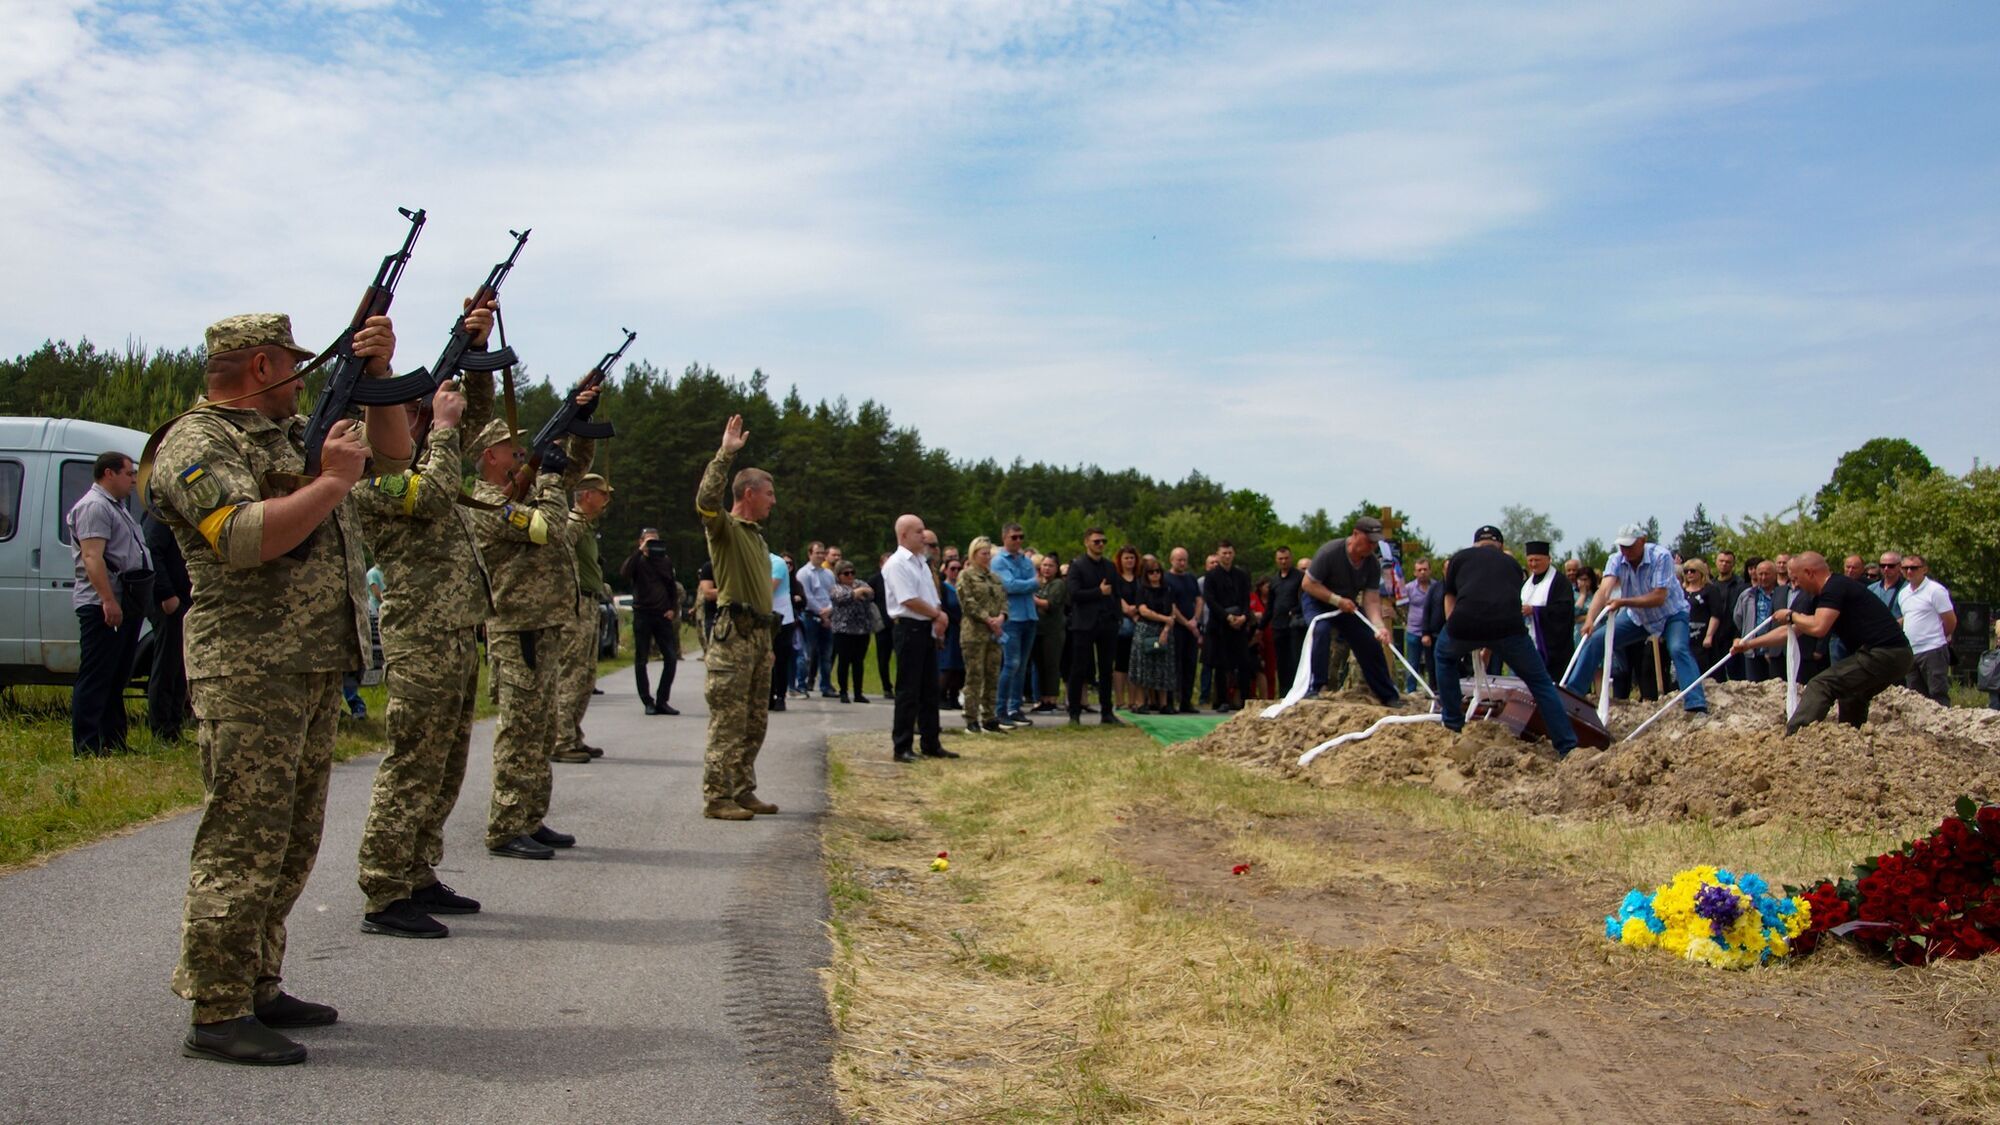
[1473,525,1504,544]
[577,473,614,494]
[205,313,316,361]
[1614,524,1647,548]
[1353,515,1384,539]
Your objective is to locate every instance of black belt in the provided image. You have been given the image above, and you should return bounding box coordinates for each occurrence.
[720,603,780,628]
[893,616,934,629]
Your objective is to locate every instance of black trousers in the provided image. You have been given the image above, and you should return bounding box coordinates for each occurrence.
[1207,625,1254,707]
[1066,628,1116,718]
[874,627,896,694]
[73,591,144,753]
[833,632,869,696]
[1272,625,1304,697]
[1311,613,1400,704]
[892,619,942,755]
[1172,624,1200,708]
[146,604,189,740]
[770,622,796,704]
[632,611,678,705]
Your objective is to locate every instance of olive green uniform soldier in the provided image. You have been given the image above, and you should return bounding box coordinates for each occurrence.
[152,312,411,1066]
[956,539,1007,731]
[468,416,593,859]
[697,415,781,821]
[350,302,500,936]
[553,474,613,763]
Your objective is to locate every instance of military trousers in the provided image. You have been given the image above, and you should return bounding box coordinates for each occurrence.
[962,631,1001,726]
[173,671,342,1024]
[487,626,559,848]
[356,627,479,912]
[703,611,772,803]
[556,596,598,754]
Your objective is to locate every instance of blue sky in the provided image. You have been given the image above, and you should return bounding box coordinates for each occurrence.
[4,1,1997,555]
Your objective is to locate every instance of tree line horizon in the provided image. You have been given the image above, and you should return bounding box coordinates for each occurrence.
[5,337,1995,603]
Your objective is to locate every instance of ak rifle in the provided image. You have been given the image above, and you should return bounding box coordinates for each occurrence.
[504,329,631,502]
[413,227,531,455]
[297,206,434,477]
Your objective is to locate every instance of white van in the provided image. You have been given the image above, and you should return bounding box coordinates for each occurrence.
[0,417,149,686]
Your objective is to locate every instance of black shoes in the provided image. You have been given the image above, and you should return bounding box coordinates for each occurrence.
[893,750,918,763]
[853,693,870,704]
[656,702,679,715]
[1068,714,1083,727]
[965,721,983,734]
[531,824,576,848]
[182,1016,307,1066]
[360,899,448,939]
[1100,714,1126,726]
[489,835,555,860]
[253,992,338,1029]
[769,697,787,712]
[644,703,659,715]
[411,881,480,914]
[922,747,962,759]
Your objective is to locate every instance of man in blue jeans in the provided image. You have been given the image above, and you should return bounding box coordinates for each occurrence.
[991,523,1040,727]
[1434,526,1578,754]
[1562,523,1707,714]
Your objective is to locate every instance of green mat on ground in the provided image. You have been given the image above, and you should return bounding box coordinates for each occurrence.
[1119,709,1231,746]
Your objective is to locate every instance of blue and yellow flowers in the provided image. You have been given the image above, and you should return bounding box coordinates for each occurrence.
[1605,865,1811,970]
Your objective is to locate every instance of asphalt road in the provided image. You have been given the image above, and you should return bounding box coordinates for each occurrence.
[0,656,885,1124]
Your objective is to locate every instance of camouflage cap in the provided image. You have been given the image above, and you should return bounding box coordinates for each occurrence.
[577,473,614,494]
[204,313,316,360]
[471,418,518,453]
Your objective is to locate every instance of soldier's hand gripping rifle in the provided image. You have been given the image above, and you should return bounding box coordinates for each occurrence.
[297,206,436,477]
[504,328,632,502]
[413,227,530,455]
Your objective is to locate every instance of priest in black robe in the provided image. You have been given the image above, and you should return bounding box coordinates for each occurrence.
[1521,541,1575,680]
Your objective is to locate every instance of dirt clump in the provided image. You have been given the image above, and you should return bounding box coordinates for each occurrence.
[1186,680,2000,831]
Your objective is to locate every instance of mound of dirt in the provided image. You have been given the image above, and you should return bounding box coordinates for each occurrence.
[1184,680,2000,832]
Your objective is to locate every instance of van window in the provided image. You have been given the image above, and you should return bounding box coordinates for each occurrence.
[0,460,20,541]
[57,460,94,545]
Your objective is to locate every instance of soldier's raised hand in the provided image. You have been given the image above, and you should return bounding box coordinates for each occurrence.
[720,414,748,454]
[353,315,397,378]
[432,383,467,428]
[461,297,498,347]
[321,420,370,484]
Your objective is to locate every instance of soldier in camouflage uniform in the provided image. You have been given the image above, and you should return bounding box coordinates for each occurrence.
[152,312,411,1066]
[553,473,613,764]
[697,415,780,821]
[349,299,500,938]
[468,409,594,859]
[955,536,1008,733]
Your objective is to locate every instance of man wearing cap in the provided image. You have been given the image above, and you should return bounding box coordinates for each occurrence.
[552,473,613,763]
[1435,526,1579,755]
[350,299,499,942]
[1563,524,1708,714]
[1299,517,1400,705]
[697,415,784,817]
[1520,540,1574,681]
[468,397,595,859]
[622,527,683,715]
[152,310,409,1065]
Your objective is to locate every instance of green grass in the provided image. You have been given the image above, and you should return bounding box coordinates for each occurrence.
[0,622,635,871]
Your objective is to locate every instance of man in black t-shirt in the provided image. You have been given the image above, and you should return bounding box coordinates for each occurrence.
[1267,547,1306,695]
[1732,550,1913,734]
[1435,527,1578,754]
[1299,518,1399,704]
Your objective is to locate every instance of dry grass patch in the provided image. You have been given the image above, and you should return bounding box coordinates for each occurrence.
[823,728,1380,1122]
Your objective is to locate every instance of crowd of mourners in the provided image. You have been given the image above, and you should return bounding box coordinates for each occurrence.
[676,517,1989,748]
